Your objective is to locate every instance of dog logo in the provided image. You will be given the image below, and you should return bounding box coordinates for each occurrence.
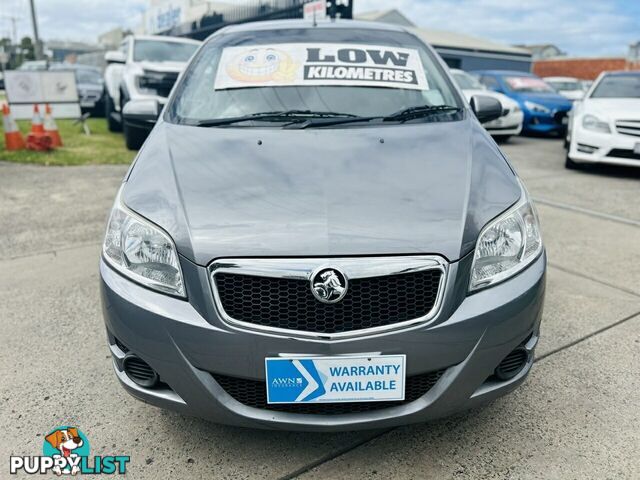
[311,268,348,304]
[226,47,297,83]
[43,427,89,476]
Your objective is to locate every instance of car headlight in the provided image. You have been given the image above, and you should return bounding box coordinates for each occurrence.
[581,114,611,133]
[523,101,550,114]
[102,188,185,297]
[470,182,543,291]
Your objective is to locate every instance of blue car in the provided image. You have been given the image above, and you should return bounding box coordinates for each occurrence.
[473,70,573,135]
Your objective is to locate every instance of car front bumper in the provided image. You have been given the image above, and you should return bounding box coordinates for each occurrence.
[569,126,640,167]
[523,110,569,134]
[484,110,524,136]
[100,251,546,431]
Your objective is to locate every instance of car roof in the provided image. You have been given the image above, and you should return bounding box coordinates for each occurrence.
[472,70,536,77]
[129,34,201,45]
[543,76,579,82]
[214,18,409,36]
[601,70,640,76]
[50,63,100,72]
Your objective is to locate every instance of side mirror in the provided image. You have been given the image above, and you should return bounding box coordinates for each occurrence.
[470,95,503,123]
[105,50,126,64]
[123,99,160,127]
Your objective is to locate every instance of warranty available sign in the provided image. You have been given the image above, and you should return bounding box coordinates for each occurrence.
[265,355,406,404]
[214,43,429,91]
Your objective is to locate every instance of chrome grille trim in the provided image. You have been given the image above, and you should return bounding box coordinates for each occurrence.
[615,120,640,137]
[209,256,448,340]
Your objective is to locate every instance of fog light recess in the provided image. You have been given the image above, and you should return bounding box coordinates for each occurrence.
[123,354,159,389]
[494,347,529,381]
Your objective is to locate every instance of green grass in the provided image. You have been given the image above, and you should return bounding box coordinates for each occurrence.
[0,118,136,166]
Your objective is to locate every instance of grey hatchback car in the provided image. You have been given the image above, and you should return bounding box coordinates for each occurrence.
[100,19,546,431]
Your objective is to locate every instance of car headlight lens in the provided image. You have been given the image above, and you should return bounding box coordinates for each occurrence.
[581,114,611,133]
[103,188,185,297]
[523,101,551,114]
[470,183,543,291]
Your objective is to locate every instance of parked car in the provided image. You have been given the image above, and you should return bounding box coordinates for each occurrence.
[100,19,545,431]
[17,60,48,71]
[103,34,201,149]
[543,76,585,101]
[450,68,523,140]
[565,71,640,169]
[49,63,105,115]
[474,70,573,136]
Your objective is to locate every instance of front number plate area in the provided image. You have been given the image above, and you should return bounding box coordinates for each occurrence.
[265,355,405,404]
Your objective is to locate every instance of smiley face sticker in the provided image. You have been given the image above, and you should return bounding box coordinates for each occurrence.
[226,47,298,84]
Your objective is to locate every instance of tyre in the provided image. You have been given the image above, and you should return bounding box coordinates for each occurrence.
[493,135,511,143]
[105,94,122,132]
[123,121,148,150]
[565,153,582,170]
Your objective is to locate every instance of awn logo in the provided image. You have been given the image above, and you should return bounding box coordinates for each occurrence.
[9,426,130,476]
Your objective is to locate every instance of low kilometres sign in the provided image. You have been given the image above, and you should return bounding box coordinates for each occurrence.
[265,355,406,404]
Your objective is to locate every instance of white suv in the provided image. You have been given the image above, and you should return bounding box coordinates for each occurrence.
[104,35,201,149]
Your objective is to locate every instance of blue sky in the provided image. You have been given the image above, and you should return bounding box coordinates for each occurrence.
[1,0,639,57]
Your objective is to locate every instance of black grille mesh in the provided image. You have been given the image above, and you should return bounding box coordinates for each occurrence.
[213,370,445,415]
[214,270,442,334]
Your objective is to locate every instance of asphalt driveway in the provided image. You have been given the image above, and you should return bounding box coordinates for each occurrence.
[1,136,638,479]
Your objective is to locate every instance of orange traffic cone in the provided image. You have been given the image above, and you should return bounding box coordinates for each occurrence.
[2,103,26,151]
[44,104,62,147]
[30,104,45,135]
[26,104,54,151]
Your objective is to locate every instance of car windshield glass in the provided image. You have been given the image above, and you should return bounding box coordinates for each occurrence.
[133,40,198,62]
[591,74,640,98]
[167,28,462,126]
[547,81,581,91]
[75,69,102,84]
[505,76,554,93]
[452,72,484,90]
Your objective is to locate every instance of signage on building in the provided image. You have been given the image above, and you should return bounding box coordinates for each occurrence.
[146,0,188,34]
[303,0,327,20]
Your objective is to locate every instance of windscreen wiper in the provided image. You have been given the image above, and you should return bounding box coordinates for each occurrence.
[192,110,359,127]
[382,105,463,123]
[290,105,463,129]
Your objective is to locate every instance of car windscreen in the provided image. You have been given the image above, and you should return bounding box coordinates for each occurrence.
[133,40,199,62]
[75,69,102,84]
[452,71,484,90]
[167,28,463,126]
[504,76,555,93]
[591,74,640,98]
[547,81,582,91]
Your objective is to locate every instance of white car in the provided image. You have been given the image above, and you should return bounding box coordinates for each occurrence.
[450,69,523,140]
[104,35,201,149]
[543,76,585,101]
[566,71,640,169]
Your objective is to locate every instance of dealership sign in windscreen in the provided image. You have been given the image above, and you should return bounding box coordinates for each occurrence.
[4,70,81,119]
[214,43,429,91]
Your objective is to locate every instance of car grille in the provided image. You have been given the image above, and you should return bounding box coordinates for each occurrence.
[138,70,179,98]
[212,369,445,415]
[606,149,640,161]
[615,120,640,137]
[214,269,443,335]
